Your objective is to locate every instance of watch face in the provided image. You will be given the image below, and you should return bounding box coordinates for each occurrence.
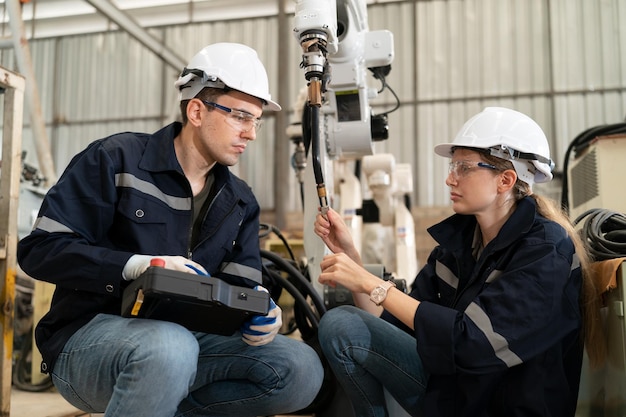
[370,281,395,305]
[371,287,386,304]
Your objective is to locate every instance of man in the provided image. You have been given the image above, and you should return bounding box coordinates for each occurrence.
[18,42,323,417]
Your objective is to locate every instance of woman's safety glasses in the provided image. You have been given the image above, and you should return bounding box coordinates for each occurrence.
[448,160,498,179]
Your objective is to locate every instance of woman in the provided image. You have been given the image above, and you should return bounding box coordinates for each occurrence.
[314,107,604,417]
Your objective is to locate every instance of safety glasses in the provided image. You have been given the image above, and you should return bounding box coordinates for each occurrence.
[202,100,263,133]
[448,160,498,179]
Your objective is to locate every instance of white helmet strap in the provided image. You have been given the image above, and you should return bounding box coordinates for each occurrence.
[177,68,227,101]
[487,145,554,170]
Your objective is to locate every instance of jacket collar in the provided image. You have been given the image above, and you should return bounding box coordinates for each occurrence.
[139,122,183,173]
[137,122,251,205]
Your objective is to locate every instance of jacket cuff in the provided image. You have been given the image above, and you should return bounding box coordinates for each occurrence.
[414,301,459,375]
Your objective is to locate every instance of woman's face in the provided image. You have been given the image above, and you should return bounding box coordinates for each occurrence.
[445,148,502,215]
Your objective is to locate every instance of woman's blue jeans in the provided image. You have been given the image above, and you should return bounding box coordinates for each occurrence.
[51,314,324,417]
[318,305,428,417]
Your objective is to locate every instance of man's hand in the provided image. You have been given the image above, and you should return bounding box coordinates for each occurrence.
[241,286,282,346]
[122,254,208,280]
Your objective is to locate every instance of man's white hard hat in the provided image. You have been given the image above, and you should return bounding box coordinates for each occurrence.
[174,42,281,111]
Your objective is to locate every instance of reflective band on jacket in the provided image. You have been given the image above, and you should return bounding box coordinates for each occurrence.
[465,302,523,368]
[116,173,191,211]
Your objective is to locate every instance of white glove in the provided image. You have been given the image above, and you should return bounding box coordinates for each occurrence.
[241,286,282,346]
[122,254,208,280]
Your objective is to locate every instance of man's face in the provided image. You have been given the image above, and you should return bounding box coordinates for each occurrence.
[195,90,264,167]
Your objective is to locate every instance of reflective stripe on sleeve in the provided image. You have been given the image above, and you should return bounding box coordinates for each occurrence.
[436,260,459,290]
[33,216,74,234]
[465,301,523,368]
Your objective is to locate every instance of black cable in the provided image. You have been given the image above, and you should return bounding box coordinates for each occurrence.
[260,249,327,318]
[369,65,400,115]
[262,266,321,342]
[574,209,626,261]
[299,102,313,212]
[310,104,325,187]
[259,223,296,262]
[259,249,338,413]
[262,263,319,327]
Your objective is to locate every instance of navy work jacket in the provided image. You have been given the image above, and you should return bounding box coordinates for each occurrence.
[382,197,583,417]
[17,122,262,374]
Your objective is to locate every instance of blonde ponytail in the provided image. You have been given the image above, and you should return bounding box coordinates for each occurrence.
[530,193,606,369]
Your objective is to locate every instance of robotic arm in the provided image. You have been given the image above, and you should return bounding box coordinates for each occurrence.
[293,0,339,218]
[292,0,405,299]
[361,154,417,287]
[291,5,414,416]
[294,0,393,160]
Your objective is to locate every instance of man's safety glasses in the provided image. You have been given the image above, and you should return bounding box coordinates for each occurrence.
[448,160,498,179]
[202,100,263,133]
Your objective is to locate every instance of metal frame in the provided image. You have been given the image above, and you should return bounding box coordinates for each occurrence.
[0,64,25,415]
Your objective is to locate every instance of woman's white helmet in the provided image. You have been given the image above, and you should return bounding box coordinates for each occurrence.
[434,107,554,185]
[174,42,281,111]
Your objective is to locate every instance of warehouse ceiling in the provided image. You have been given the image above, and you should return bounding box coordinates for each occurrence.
[0,0,397,39]
[0,0,286,39]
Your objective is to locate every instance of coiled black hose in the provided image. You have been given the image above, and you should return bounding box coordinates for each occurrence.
[574,209,626,261]
[260,250,326,319]
[259,242,336,414]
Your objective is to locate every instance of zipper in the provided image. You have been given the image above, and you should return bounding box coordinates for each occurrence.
[190,183,240,253]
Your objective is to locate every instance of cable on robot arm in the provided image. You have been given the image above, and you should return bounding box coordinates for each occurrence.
[369,65,400,116]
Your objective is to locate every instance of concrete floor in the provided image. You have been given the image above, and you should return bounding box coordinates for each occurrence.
[9,387,312,417]
[10,387,86,417]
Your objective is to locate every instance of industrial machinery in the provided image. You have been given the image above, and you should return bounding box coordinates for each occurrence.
[565,131,626,416]
[566,135,626,220]
[560,123,626,415]
[289,1,415,415]
[291,0,416,300]
[360,154,417,285]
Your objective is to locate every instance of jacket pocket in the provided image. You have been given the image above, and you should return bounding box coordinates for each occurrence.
[111,192,171,253]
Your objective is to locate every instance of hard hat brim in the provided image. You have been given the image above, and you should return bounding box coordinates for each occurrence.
[434,143,455,158]
[263,99,281,112]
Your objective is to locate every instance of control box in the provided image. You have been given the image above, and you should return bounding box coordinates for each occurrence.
[121,267,270,335]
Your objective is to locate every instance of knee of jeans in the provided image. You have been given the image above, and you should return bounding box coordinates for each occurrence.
[275,341,324,410]
[285,341,323,385]
[132,322,199,377]
[318,305,357,345]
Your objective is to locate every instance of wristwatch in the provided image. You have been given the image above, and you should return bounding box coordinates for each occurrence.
[370,280,396,306]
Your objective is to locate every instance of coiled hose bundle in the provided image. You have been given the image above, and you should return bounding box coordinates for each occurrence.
[574,209,626,261]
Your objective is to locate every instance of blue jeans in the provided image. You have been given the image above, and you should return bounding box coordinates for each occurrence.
[318,306,428,417]
[51,314,324,417]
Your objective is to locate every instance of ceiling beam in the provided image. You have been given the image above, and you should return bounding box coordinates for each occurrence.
[85,0,186,71]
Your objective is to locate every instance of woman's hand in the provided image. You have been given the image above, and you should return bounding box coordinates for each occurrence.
[319,252,378,294]
[314,208,361,262]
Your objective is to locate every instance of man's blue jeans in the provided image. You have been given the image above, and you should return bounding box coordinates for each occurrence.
[318,305,428,417]
[51,314,324,417]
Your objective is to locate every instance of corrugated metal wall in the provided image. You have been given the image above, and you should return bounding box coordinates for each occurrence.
[4,0,625,210]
